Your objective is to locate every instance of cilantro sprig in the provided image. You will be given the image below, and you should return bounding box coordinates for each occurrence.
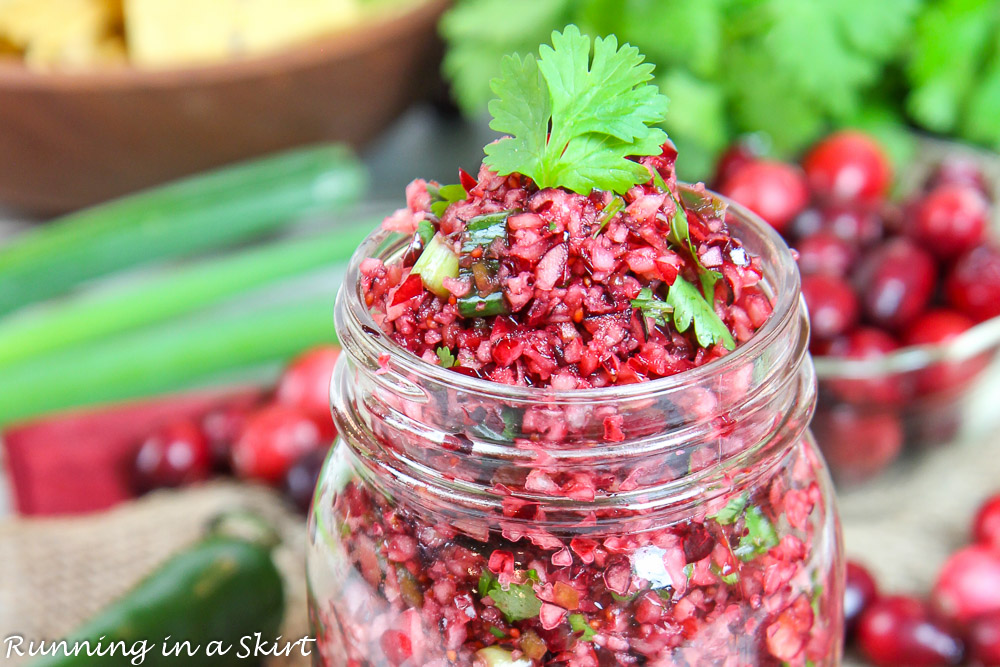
[478,571,542,622]
[484,25,669,195]
[631,278,735,350]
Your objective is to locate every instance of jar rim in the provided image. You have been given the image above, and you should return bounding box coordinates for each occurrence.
[339,183,802,403]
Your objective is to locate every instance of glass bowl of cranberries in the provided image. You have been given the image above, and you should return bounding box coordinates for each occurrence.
[718,131,1000,484]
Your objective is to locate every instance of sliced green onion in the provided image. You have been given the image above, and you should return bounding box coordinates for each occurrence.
[592,196,625,237]
[475,647,531,667]
[462,210,514,252]
[416,219,435,246]
[458,291,509,318]
[411,233,459,298]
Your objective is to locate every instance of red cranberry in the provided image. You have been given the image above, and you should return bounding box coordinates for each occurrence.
[825,327,906,404]
[803,131,892,203]
[201,401,255,470]
[856,595,964,667]
[974,494,1000,552]
[791,204,884,246]
[910,184,989,259]
[230,404,332,484]
[800,274,859,340]
[719,159,809,233]
[967,611,1000,666]
[132,419,213,493]
[845,561,879,637]
[934,545,1000,623]
[928,156,990,195]
[712,137,764,188]
[276,346,341,433]
[903,309,982,395]
[947,245,1000,322]
[812,404,903,482]
[854,239,937,330]
[796,232,856,277]
[283,447,330,513]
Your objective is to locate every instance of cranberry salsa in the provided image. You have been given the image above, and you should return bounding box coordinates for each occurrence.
[308,26,841,667]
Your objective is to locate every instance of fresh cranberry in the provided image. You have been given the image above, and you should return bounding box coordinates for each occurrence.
[230,404,332,484]
[283,447,331,513]
[974,494,1000,552]
[201,401,255,470]
[795,232,856,277]
[967,611,1000,666]
[719,160,809,233]
[928,156,990,195]
[910,184,989,259]
[856,595,964,667]
[812,404,903,482]
[791,204,884,246]
[934,546,1000,623]
[276,346,341,433]
[825,327,906,404]
[845,561,879,637]
[854,239,937,330]
[800,274,859,340]
[712,138,764,188]
[803,131,892,203]
[903,309,982,395]
[947,245,1000,322]
[131,419,213,493]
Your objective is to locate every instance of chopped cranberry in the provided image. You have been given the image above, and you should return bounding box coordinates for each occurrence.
[966,611,1000,666]
[812,405,903,482]
[856,596,964,667]
[854,238,937,330]
[946,244,1000,322]
[845,561,878,638]
[974,494,1000,552]
[910,184,989,259]
[800,274,859,340]
[719,159,809,233]
[379,630,413,666]
[231,404,332,484]
[795,232,856,277]
[276,346,341,435]
[933,545,1000,624]
[802,131,892,203]
[283,447,330,513]
[131,419,213,493]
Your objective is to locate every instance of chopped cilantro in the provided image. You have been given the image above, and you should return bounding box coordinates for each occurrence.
[667,276,736,350]
[710,494,748,525]
[631,287,674,326]
[734,506,779,562]
[429,182,469,218]
[569,613,596,641]
[478,571,542,622]
[436,346,458,368]
[489,626,507,639]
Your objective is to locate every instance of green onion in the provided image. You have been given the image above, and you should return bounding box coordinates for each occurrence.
[475,647,530,667]
[592,196,625,237]
[0,221,376,368]
[0,293,340,426]
[412,233,459,298]
[0,144,367,316]
[462,210,513,252]
[458,291,509,317]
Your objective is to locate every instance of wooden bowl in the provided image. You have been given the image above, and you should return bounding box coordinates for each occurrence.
[0,0,449,215]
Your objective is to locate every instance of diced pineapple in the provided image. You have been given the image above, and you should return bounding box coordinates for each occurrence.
[0,0,120,68]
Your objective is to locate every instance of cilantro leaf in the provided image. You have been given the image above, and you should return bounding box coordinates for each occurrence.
[483,579,542,622]
[734,506,779,562]
[709,494,748,525]
[631,287,673,327]
[436,346,458,368]
[484,25,669,195]
[569,613,596,641]
[666,277,736,350]
[429,183,469,218]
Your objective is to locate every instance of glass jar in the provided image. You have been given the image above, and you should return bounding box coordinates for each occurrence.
[307,189,844,666]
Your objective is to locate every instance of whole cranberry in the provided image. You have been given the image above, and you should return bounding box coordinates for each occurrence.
[132,419,213,493]
[719,160,809,233]
[845,561,879,637]
[712,137,764,188]
[800,274,859,340]
[812,404,903,482]
[967,611,1000,666]
[230,404,332,485]
[903,309,982,395]
[934,546,1000,623]
[791,204,884,246]
[826,327,906,404]
[276,346,341,433]
[855,238,937,330]
[974,494,1000,552]
[928,156,990,195]
[947,245,1000,322]
[201,401,255,470]
[910,184,989,259]
[856,595,964,667]
[283,447,330,513]
[795,232,857,277]
[803,131,893,203]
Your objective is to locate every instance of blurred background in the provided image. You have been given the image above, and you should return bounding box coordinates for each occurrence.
[2,1,1000,665]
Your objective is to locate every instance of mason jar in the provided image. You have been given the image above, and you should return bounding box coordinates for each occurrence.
[307,190,844,667]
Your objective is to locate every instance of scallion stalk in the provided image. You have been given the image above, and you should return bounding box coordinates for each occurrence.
[411,233,459,298]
